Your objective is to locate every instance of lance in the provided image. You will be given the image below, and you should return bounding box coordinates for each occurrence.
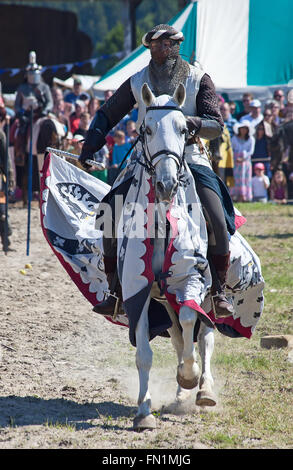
[3,116,10,255]
[26,106,33,256]
[45,147,105,170]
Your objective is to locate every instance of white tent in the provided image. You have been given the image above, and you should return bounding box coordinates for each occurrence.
[92,0,293,98]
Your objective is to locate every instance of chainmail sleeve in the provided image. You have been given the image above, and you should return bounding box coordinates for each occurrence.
[196,74,224,127]
[185,73,224,140]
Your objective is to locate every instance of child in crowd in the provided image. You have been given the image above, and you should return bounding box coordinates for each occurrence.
[251,163,270,202]
[125,120,138,143]
[73,112,90,138]
[108,130,133,185]
[269,170,288,204]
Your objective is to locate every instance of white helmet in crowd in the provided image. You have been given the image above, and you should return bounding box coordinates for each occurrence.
[26,51,42,85]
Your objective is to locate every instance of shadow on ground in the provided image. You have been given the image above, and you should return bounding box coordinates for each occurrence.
[0,396,136,430]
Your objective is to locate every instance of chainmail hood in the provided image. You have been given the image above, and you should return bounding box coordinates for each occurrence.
[144,24,189,97]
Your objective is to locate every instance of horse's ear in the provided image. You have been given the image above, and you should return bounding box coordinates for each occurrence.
[173,83,186,107]
[141,83,155,106]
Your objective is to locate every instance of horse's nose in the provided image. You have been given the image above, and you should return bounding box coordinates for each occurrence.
[156,178,178,202]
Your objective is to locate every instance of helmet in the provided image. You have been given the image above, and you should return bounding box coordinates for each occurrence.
[142,24,184,48]
[26,51,42,85]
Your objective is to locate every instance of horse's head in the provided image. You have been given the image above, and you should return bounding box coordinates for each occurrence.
[140,82,188,202]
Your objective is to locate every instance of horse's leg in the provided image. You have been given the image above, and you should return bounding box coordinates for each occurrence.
[133,295,156,430]
[196,322,217,406]
[165,305,193,402]
[176,305,200,390]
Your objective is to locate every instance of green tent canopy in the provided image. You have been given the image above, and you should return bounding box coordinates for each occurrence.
[93,0,293,94]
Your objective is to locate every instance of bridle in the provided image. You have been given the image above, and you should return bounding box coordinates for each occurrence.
[138,105,188,176]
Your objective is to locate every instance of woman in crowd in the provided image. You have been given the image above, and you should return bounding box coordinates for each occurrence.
[230,121,255,202]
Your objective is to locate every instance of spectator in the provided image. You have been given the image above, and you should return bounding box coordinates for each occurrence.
[240,99,264,129]
[64,78,90,107]
[88,97,100,119]
[283,89,293,118]
[252,163,270,203]
[284,109,293,123]
[216,125,235,189]
[230,121,255,202]
[228,101,237,118]
[108,130,133,185]
[269,169,288,204]
[64,78,83,105]
[220,102,237,139]
[236,93,253,121]
[217,94,225,107]
[273,89,286,118]
[125,119,138,143]
[52,86,64,106]
[71,134,84,156]
[104,90,113,103]
[89,145,109,183]
[251,121,272,178]
[69,100,86,134]
[268,100,282,129]
[0,92,15,119]
[73,111,90,139]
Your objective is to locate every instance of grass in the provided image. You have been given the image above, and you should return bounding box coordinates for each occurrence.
[205,203,293,448]
[148,203,293,449]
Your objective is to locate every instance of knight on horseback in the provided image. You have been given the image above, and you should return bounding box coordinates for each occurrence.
[13,51,53,203]
[79,24,235,319]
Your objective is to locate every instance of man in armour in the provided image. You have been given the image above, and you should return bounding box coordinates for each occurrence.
[14,51,53,203]
[79,25,235,319]
[15,51,53,130]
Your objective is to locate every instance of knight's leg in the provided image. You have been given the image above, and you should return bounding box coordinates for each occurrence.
[93,194,123,316]
[92,237,124,316]
[196,322,217,406]
[176,305,200,390]
[195,182,234,318]
[133,296,156,430]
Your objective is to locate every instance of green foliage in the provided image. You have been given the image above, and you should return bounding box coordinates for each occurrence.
[7,0,182,74]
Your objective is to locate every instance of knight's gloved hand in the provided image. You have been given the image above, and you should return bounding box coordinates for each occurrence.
[79,128,107,169]
[79,145,93,170]
[186,116,202,137]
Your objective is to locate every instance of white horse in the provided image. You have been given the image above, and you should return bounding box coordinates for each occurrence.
[40,84,264,433]
[119,83,216,430]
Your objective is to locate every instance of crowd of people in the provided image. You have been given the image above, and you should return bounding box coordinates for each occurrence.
[0,74,293,251]
[215,90,293,204]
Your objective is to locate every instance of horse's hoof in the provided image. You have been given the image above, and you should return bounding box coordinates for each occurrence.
[176,366,199,390]
[196,389,217,407]
[133,414,157,431]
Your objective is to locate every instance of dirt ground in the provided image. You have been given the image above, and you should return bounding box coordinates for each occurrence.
[1,202,217,450]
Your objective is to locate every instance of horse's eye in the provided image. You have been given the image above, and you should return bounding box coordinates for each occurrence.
[181,128,188,135]
[146,126,152,135]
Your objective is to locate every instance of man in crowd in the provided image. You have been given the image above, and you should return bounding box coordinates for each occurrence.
[240,98,264,129]
[220,102,237,138]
